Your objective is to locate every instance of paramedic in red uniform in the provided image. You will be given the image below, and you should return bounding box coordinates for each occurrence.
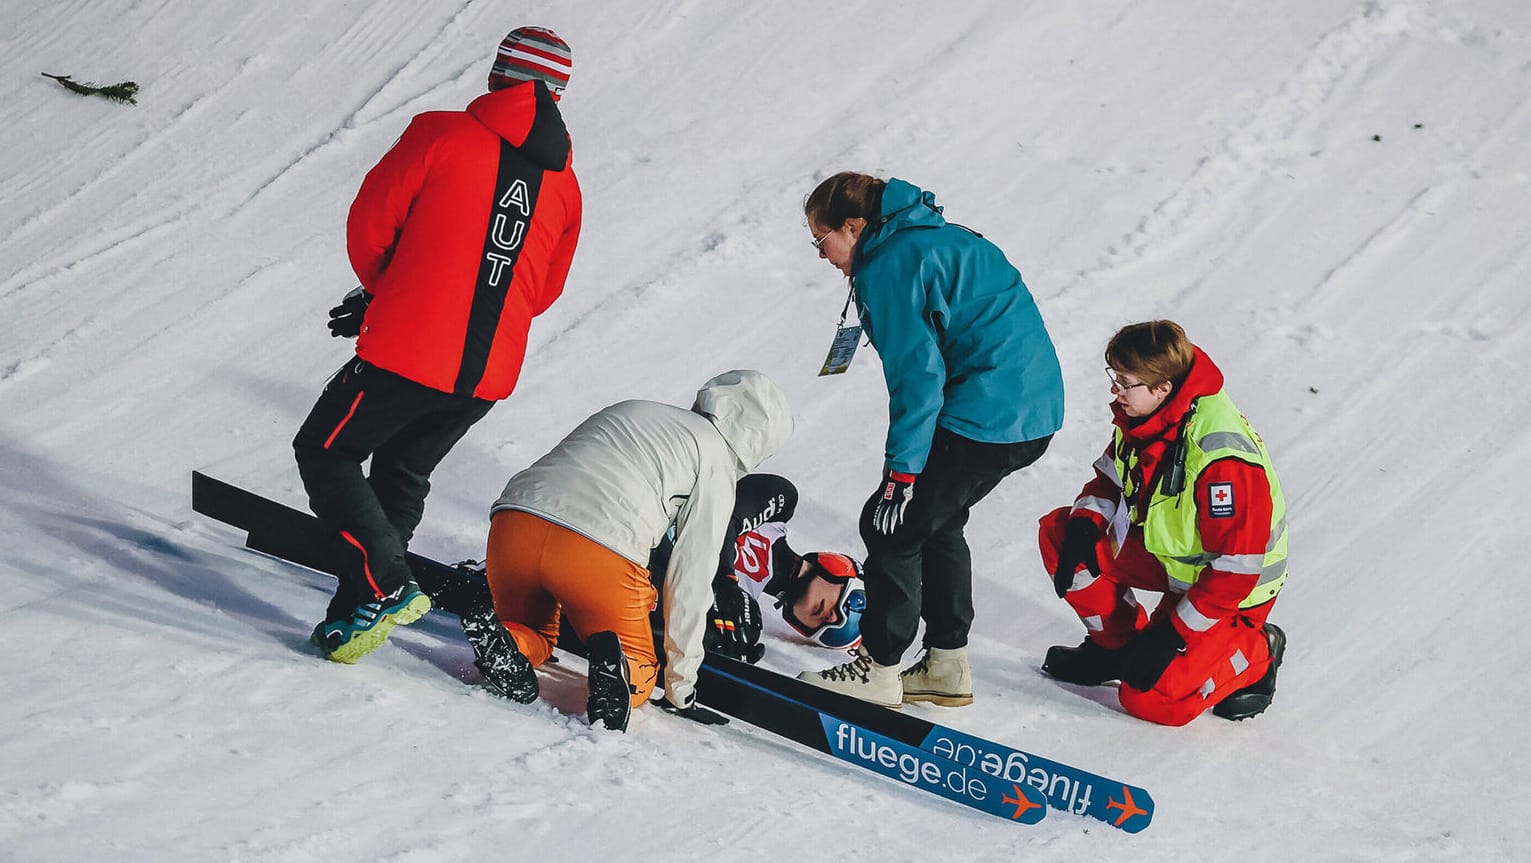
[1038,320,1289,725]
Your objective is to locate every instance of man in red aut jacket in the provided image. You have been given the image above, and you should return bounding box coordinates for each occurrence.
[293,26,582,664]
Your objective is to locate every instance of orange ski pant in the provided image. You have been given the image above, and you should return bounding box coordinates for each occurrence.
[484,510,659,706]
[1038,506,1276,726]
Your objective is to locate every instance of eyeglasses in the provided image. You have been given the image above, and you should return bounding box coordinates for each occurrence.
[1105,368,1150,393]
[810,231,830,251]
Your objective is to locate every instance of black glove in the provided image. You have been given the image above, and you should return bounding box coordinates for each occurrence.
[872,470,917,535]
[1053,516,1103,598]
[702,583,765,663]
[327,286,371,338]
[1119,622,1186,691]
[652,695,729,725]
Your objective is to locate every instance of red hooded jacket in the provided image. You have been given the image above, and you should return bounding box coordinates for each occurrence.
[348,81,581,400]
[1075,347,1275,634]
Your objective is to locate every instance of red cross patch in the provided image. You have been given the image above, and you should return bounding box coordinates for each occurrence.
[1208,482,1235,518]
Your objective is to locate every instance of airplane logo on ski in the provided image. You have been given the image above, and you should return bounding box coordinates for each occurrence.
[1002,784,1044,821]
[1107,785,1148,827]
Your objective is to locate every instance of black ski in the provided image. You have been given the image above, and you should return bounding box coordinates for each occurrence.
[190,471,488,614]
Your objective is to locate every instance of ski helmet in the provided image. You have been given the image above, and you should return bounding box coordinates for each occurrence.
[782,552,866,649]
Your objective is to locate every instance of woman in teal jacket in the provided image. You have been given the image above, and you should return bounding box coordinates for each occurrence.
[798,172,1064,707]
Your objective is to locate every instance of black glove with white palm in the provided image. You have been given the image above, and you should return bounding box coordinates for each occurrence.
[702,580,765,664]
[872,469,917,535]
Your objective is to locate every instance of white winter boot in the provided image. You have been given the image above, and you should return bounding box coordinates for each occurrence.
[797,646,904,709]
[900,646,973,707]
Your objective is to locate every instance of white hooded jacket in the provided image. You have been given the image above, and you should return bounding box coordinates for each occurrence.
[491,370,793,707]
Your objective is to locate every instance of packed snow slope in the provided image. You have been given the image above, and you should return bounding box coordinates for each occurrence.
[3,0,1528,859]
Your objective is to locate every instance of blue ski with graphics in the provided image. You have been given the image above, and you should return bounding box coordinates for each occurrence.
[695,654,1047,824]
[700,654,1152,832]
[915,721,1152,831]
[191,471,1148,830]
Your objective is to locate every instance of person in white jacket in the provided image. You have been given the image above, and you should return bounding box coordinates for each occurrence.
[460,369,793,731]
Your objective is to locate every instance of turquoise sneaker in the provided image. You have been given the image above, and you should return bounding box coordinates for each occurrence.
[314,581,432,664]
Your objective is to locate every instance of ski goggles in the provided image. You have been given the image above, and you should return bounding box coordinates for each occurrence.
[782,553,866,649]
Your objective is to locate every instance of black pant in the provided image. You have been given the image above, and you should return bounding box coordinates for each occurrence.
[293,357,493,622]
[857,427,1052,666]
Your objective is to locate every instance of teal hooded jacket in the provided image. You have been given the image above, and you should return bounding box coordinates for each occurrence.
[851,178,1064,474]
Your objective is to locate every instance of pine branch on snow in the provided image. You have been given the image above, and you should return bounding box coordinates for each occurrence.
[41,73,139,105]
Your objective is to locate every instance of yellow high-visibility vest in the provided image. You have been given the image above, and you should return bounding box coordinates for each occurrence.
[1112,391,1287,608]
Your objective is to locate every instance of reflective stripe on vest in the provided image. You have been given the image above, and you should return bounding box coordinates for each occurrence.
[1112,391,1288,608]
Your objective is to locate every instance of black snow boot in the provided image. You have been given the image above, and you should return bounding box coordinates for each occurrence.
[585,630,633,732]
[1214,623,1287,721]
[1043,637,1124,686]
[460,604,539,704]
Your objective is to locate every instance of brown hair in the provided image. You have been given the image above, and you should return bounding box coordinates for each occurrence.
[1105,320,1195,387]
[804,172,886,230]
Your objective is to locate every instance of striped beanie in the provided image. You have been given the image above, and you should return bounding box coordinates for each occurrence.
[488,27,572,96]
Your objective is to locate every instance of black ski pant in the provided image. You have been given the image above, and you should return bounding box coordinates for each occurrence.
[857,427,1052,667]
[293,357,493,622]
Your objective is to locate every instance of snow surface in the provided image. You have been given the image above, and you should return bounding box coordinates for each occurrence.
[3,0,1529,859]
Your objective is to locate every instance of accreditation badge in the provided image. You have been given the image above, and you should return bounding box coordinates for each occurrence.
[818,324,863,376]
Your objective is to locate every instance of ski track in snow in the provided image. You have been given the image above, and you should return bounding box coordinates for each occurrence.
[1065,1,1415,295]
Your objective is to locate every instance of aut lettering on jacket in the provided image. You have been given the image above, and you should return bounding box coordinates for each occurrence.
[484,179,531,286]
